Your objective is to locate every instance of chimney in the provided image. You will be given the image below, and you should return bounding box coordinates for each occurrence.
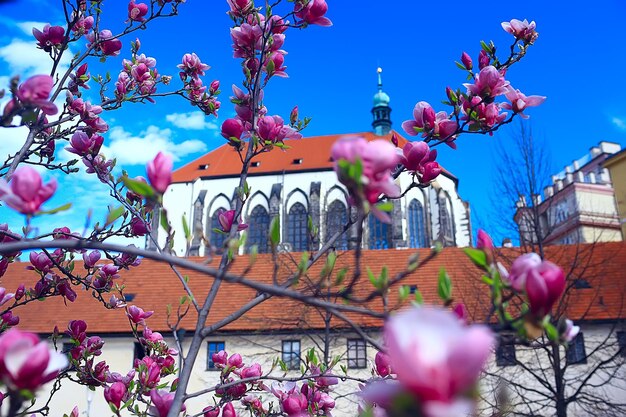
[565,173,574,184]
[532,194,542,205]
[576,171,584,182]
[590,146,601,157]
[599,168,611,184]
[565,165,573,174]
[502,238,513,248]
[572,160,580,170]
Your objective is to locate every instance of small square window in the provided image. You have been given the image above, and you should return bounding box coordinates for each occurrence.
[282,340,301,370]
[251,161,261,167]
[134,342,146,363]
[566,333,587,365]
[207,341,225,370]
[496,337,516,367]
[347,339,367,369]
[617,331,626,357]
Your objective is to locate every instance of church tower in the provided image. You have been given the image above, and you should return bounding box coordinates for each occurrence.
[371,67,392,136]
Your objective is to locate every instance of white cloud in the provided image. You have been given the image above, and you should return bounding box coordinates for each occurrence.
[101,125,207,165]
[0,37,71,77]
[166,111,219,131]
[611,116,626,130]
[0,125,29,162]
[15,21,48,36]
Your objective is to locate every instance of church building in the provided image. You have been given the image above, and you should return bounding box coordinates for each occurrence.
[158,70,472,255]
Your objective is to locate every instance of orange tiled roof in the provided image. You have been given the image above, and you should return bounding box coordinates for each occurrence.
[1,242,624,334]
[171,131,456,184]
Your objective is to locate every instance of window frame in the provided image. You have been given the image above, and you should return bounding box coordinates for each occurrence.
[287,202,309,252]
[207,341,226,371]
[496,337,516,367]
[408,199,428,248]
[368,213,392,249]
[347,339,367,369]
[325,200,348,250]
[281,340,301,371]
[566,333,587,365]
[209,209,228,249]
[246,205,271,253]
[617,331,626,358]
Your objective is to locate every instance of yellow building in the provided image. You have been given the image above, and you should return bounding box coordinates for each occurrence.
[603,148,626,238]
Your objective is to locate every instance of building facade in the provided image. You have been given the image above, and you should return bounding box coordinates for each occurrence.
[514,141,623,245]
[603,148,626,238]
[158,73,472,256]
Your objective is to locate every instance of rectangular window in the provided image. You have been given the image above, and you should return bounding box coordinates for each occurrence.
[496,337,516,367]
[134,342,146,363]
[282,340,301,370]
[347,339,367,369]
[207,341,225,370]
[566,333,587,365]
[617,331,626,357]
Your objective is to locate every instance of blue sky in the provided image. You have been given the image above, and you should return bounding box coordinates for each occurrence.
[1,0,625,243]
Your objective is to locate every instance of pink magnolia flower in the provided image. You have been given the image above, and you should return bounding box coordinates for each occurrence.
[400,141,441,183]
[1,311,19,327]
[28,251,54,273]
[227,0,253,17]
[178,53,210,80]
[104,381,127,408]
[478,50,490,70]
[385,307,494,413]
[230,23,264,59]
[227,353,243,368]
[402,102,457,141]
[212,350,228,367]
[282,393,309,417]
[87,30,122,56]
[0,329,68,391]
[375,351,392,377]
[239,363,262,379]
[16,75,58,115]
[505,253,565,316]
[209,80,220,94]
[461,52,472,70]
[525,261,565,317]
[33,24,65,51]
[0,166,57,215]
[257,115,301,143]
[203,406,220,417]
[72,15,94,35]
[127,305,154,325]
[128,1,149,22]
[266,51,287,77]
[464,66,510,99]
[0,288,14,306]
[130,217,150,236]
[331,136,400,222]
[561,319,580,343]
[66,131,104,156]
[221,118,245,141]
[460,96,508,131]
[476,229,494,263]
[149,389,185,417]
[217,209,248,233]
[222,402,237,417]
[452,303,468,323]
[147,152,173,194]
[82,251,101,269]
[501,88,546,118]
[295,0,332,27]
[502,19,538,44]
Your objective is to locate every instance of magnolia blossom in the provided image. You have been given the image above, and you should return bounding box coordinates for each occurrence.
[66,131,104,156]
[478,50,490,70]
[375,351,392,377]
[128,1,149,22]
[401,101,457,141]
[505,253,566,316]
[222,402,237,417]
[331,136,400,222]
[178,53,210,80]
[464,66,510,99]
[502,19,538,44]
[295,0,332,26]
[149,389,185,417]
[0,166,57,214]
[461,52,473,70]
[476,229,494,264]
[147,152,173,194]
[33,24,65,51]
[400,141,441,183]
[501,88,546,118]
[0,329,68,391]
[217,209,248,233]
[127,305,154,325]
[104,381,127,408]
[561,319,580,343]
[282,393,309,417]
[16,75,58,115]
[87,30,123,56]
[221,118,245,141]
[383,307,494,416]
[227,0,253,17]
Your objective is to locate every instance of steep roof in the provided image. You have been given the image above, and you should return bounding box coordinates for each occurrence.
[2,242,625,335]
[171,131,457,184]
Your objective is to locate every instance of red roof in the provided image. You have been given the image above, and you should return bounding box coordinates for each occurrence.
[2,243,625,335]
[172,131,456,184]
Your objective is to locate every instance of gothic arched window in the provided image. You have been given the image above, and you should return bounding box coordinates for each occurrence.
[408,199,428,248]
[368,214,392,249]
[439,193,455,246]
[325,200,348,250]
[210,209,227,249]
[247,205,270,253]
[287,203,308,252]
